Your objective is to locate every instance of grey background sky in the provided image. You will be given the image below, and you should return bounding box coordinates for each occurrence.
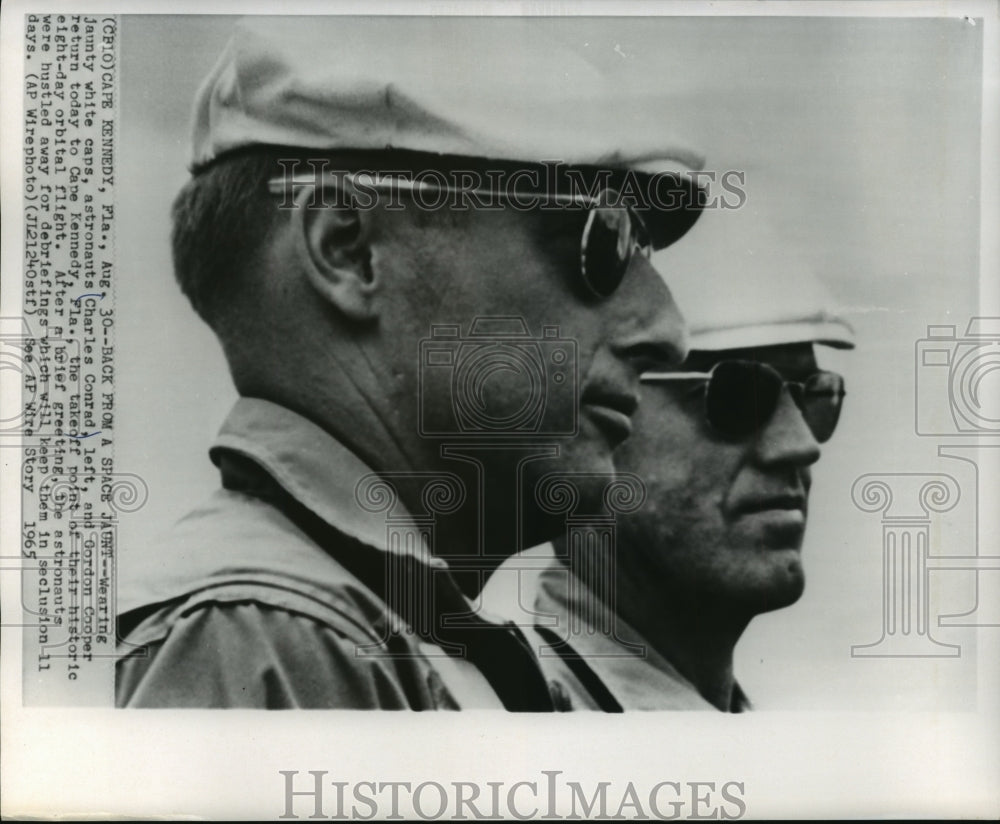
[116,14,985,710]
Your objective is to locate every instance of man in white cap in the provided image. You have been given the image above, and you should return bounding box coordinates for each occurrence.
[484,205,854,710]
[115,18,706,709]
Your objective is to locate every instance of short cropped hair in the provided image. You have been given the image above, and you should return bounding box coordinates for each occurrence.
[170,147,464,326]
[170,149,285,326]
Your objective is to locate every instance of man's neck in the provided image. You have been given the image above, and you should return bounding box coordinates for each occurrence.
[633,600,745,711]
[597,556,750,712]
[241,375,561,596]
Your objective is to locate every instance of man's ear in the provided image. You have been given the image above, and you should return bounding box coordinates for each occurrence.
[293,185,377,322]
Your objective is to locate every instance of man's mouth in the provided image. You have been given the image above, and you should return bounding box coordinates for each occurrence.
[580,385,639,445]
[733,494,807,517]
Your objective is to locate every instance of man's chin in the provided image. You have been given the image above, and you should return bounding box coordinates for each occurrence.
[740,552,806,612]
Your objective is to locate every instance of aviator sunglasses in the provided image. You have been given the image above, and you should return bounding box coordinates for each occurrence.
[640,360,846,443]
[268,173,650,299]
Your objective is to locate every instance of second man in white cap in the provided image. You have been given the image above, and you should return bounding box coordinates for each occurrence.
[484,204,855,711]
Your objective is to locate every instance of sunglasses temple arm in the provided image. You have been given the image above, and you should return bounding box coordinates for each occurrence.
[640,371,712,382]
[269,174,600,206]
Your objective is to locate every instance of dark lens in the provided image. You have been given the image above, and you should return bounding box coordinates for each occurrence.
[799,371,845,443]
[580,206,630,298]
[704,361,783,439]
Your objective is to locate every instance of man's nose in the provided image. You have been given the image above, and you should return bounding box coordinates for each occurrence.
[754,389,822,468]
[608,253,689,371]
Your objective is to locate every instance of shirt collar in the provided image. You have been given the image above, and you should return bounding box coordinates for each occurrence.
[210,397,448,571]
[534,552,751,712]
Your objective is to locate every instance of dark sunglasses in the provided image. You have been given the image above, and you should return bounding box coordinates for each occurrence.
[268,174,650,299]
[641,360,846,443]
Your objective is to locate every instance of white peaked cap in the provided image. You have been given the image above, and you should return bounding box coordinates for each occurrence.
[188,18,711,250]
[653,204,856,351]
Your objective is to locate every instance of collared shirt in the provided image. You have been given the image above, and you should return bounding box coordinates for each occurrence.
[482,548,751,712]
[116,398,561,710]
